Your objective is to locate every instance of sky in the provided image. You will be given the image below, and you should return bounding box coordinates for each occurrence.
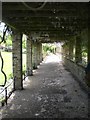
[0,22,5,33]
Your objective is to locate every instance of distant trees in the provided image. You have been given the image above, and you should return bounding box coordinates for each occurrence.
[0,30,27,51]
[5,35,12,47]
[43,43,56,55]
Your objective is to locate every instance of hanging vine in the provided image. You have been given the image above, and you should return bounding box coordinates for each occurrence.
[0,52,7,87]
[0,24,11,87]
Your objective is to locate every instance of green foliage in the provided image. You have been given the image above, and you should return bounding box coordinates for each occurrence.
[43,44,56,54]
[22,39,26,49]
[23,65,26,72]
[5,35,12,47]
[1,33,26,49]
[22,34,26,49]
[0,52,26,85]
[0,52,12,85]
[82,46,87,57]
[8,73,13,79]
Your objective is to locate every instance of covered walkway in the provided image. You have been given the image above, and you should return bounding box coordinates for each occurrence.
[0,54,88,119]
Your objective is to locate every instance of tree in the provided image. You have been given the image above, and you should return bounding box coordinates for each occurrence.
[5,35,12,47]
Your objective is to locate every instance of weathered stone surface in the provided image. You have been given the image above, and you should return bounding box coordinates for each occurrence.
[64,58,89,92]
[33,42,38,69]
[12,31,23,90]
[75,36,82,63]
[26,38,33,76]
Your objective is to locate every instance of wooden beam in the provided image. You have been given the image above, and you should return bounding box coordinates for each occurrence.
[2,2,81,11]
[2,10,82,18]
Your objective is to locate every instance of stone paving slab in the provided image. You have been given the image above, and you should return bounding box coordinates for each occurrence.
[0,54,89,119]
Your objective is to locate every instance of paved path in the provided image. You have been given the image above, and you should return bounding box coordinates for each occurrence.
[0,53,88,119]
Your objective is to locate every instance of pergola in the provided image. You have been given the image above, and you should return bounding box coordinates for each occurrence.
[1,1,89,90]
[2,2,88,42]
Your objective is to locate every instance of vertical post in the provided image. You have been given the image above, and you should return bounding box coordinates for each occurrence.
[37,43,39,65]
[63,42,69,58]
[40,43,43,62]
[5,87,7,105]
[12,31,23,90]
[88,2,90,63]
[88,28,90,63]
[37,42,41,65]
[26,37,33,76]
[75,35,82,63]
[69,39,74,60]
[33,42,38,69]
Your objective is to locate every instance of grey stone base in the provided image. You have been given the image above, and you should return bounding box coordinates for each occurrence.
[33,63,37,69]
[27,69,33,76]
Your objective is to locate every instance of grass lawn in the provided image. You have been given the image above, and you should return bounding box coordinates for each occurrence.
[0,51,26,85]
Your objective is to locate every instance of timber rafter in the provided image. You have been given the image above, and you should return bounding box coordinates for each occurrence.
[2,2,88,42]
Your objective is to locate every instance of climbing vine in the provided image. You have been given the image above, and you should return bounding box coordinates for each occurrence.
[0,24,12,86]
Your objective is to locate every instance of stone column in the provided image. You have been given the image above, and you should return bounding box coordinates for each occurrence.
[75,35,82,63]
[12,31,23,90]
[88,3,90,63]
[32,43,34,68]
[40,43,43,62]
[63,42,69,58]
[33,42,38,69]
[88,29,90,63]
[37,43,40,65]
[69,39,74,60]
[26,37,33,76]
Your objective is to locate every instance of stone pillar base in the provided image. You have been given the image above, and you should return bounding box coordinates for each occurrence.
[33,63,37,69]
[27,68,33,76]
[14,86,24,90]
[38,62,40,65]
[13,77,23,90]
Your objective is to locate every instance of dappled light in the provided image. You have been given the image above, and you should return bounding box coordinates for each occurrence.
[0,54,88,119]
[0,1,89,118]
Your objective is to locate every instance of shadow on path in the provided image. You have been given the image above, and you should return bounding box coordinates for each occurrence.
[0,53,88,119]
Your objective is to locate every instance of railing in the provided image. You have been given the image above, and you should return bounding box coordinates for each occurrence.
[0,70,28,107]
[0,79,15,107]
[0,25,22,107]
